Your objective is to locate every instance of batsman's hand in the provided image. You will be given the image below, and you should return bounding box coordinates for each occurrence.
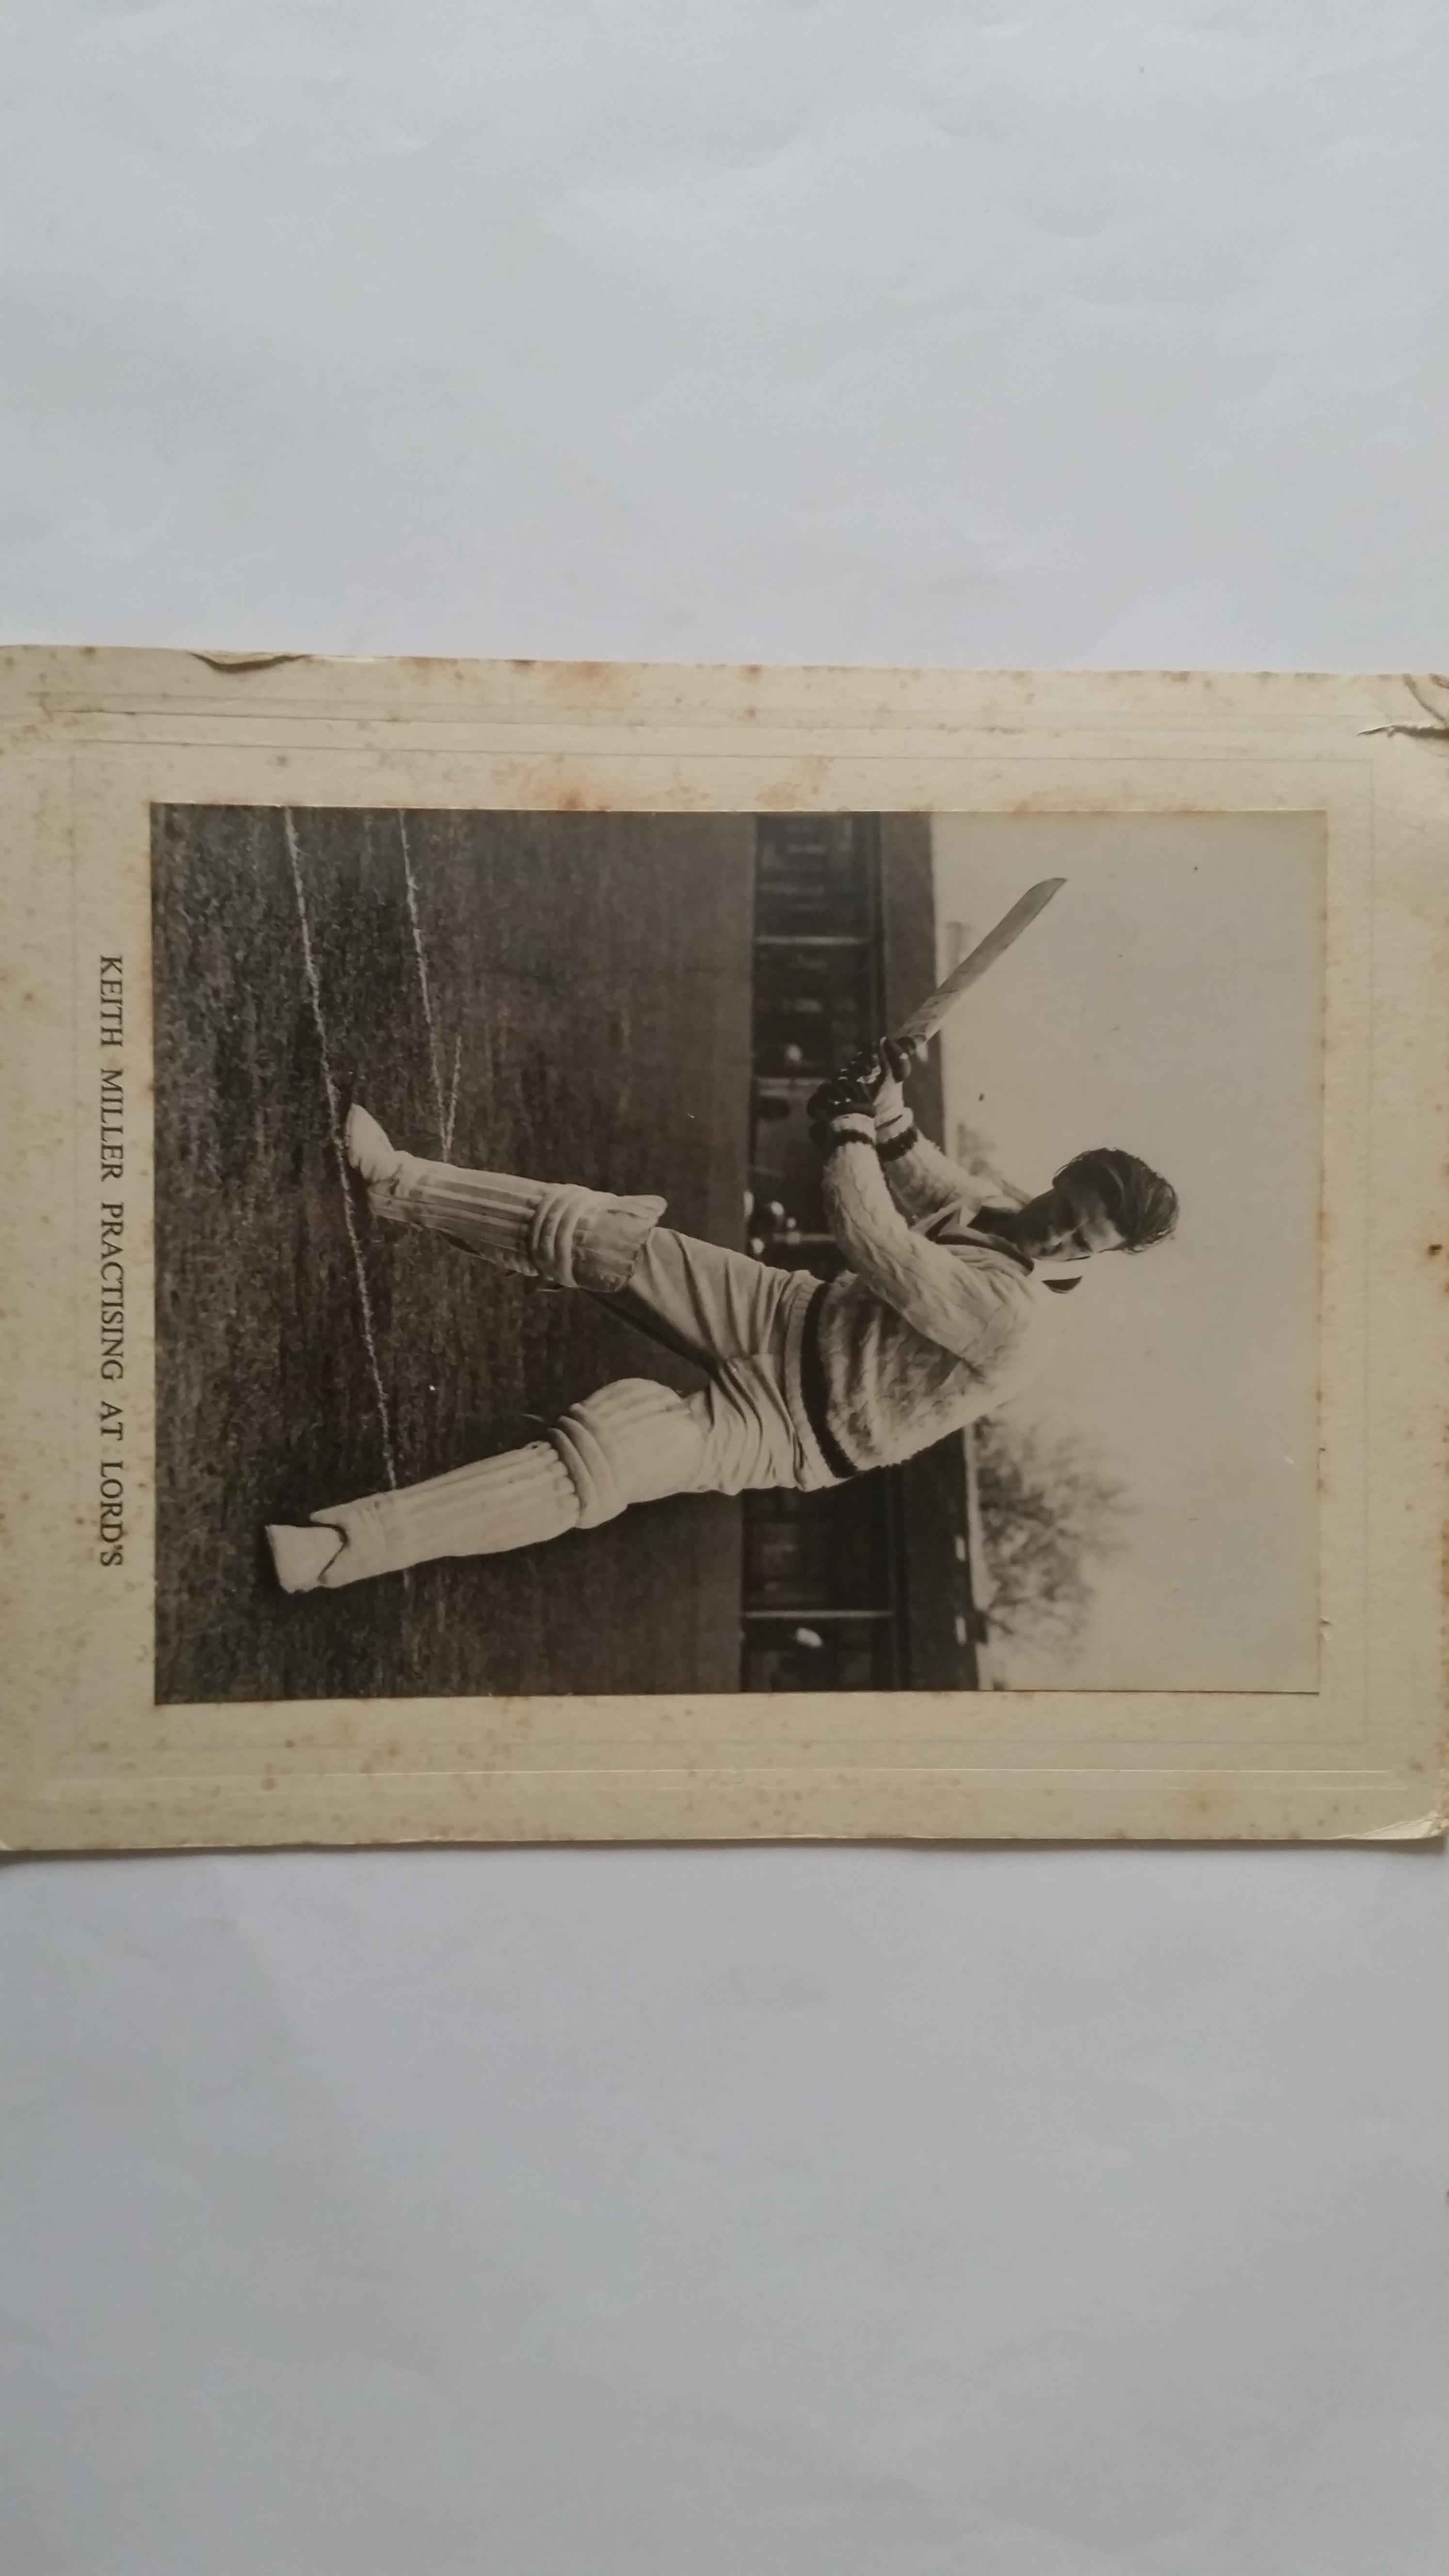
[871,1035,915,1125]
[805,1037,918,1146]
[805,1065,878,1130]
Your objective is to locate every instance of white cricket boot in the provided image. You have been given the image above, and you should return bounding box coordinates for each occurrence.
[344,1103,403,1198]
[266,1523,346,1593]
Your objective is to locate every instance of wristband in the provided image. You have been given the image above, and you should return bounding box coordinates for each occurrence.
[811,1113,876,1159]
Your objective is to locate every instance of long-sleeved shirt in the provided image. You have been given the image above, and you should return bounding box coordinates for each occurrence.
[805,1103,1064,1475]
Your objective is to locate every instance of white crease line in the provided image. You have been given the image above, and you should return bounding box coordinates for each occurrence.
[399,814,451,1157]
[283,810,399,1489]
[443,1031,462,1161]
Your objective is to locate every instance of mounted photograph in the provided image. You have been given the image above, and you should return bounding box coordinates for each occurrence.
[0,652,1441,1848]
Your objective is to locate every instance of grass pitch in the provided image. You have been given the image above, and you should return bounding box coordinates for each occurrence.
[152,806,753,1702]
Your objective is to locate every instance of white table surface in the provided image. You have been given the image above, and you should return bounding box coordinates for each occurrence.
[3,8,1447,2570]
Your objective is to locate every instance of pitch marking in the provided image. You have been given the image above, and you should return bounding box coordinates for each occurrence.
[283,810,399,1489]
[399,815,457,1159]
[443,1032,462,1160]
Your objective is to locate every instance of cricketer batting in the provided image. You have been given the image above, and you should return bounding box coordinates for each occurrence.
[264,1031,1178,1596]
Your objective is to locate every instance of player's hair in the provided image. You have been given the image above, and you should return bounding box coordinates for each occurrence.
[1053,1147,1179,1253]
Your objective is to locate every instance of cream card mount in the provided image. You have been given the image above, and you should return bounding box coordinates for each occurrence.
[0,652,1444,1850]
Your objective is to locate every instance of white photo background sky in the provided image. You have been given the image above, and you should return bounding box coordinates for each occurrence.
[934,814,1320,1690]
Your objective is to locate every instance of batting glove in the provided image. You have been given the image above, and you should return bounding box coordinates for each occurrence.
[871,1036,916,1127]
[806,1066,877,1127]
[806,1062,879,1159]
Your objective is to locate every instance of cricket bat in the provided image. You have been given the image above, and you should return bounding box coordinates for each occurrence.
[890,876,1065,1054]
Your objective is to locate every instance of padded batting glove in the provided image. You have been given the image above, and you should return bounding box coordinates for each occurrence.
[870,1036,916,1128]
[806,1066,878,1127]
[806,1060,882,1157]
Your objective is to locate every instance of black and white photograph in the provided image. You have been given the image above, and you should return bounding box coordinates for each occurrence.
[152,801,1320,1706]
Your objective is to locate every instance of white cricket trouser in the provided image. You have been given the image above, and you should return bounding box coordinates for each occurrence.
[309,1153,835,1587]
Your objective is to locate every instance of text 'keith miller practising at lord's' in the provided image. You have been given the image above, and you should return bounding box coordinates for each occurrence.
[265,947,1179,1596]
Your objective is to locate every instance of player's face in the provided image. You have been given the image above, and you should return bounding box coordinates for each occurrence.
[1024,1184,1124,1262]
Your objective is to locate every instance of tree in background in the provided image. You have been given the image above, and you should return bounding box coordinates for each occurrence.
[943,1070,1130,1663]
[972,1416,1131,1660]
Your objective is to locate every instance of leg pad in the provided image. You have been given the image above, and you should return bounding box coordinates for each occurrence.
[548,1379,708,1528]
[529,1183,667,1292]
[375,1159,664,1291]
[310,1440,580,1586]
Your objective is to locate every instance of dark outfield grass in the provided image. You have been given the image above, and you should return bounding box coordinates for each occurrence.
[152,807,755,1702]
